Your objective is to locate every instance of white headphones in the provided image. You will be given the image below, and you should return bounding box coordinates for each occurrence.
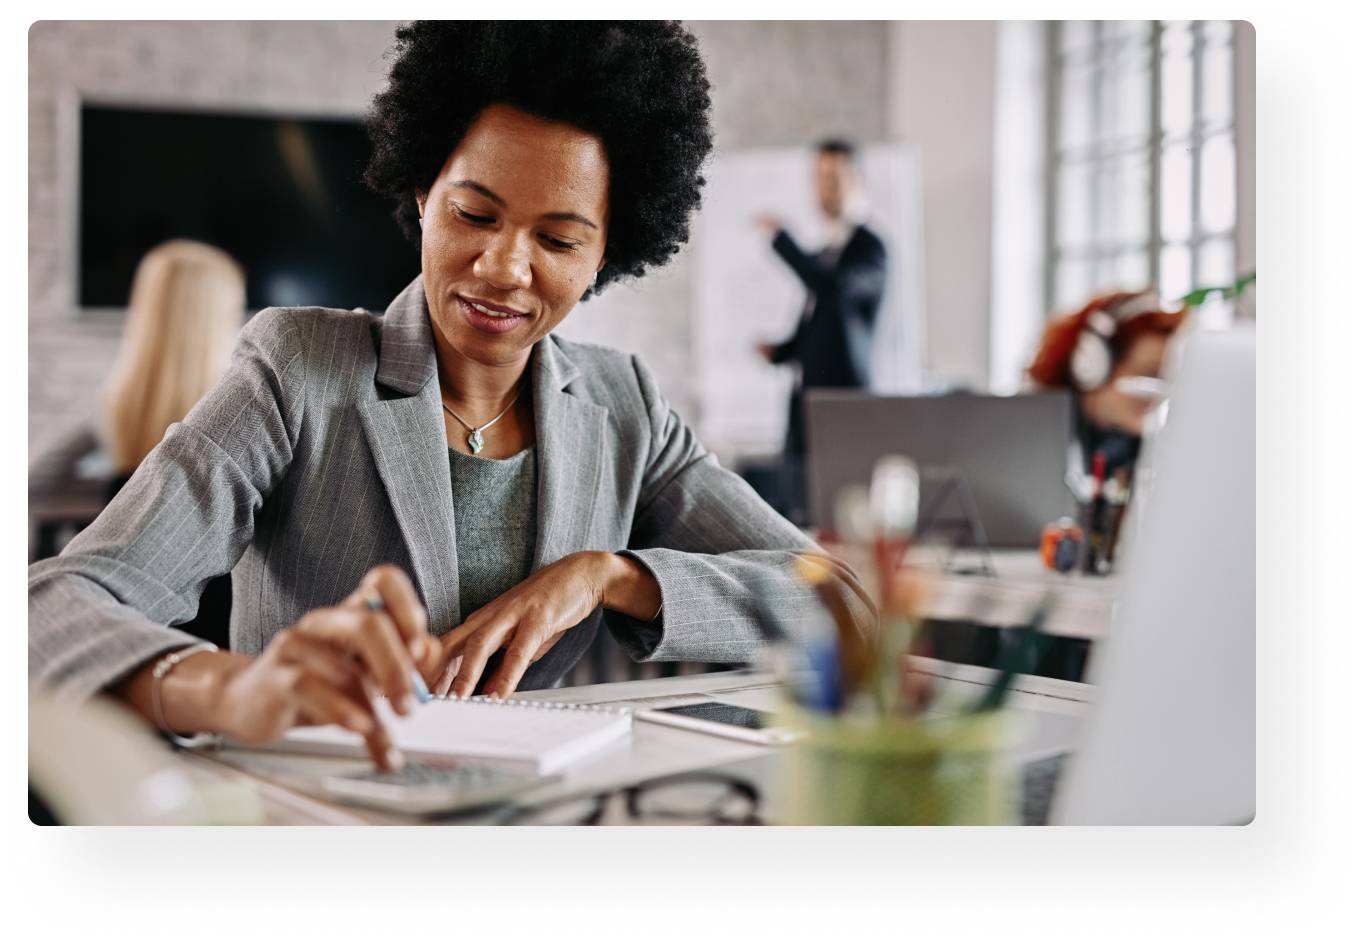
[1070,291,1159,392]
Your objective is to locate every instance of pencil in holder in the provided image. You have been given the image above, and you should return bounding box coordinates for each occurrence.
[775,707,1021,825]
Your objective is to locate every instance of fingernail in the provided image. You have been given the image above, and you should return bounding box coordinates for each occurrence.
[400,694,417,713]
[409,639,426,659]
[386,747,405,770]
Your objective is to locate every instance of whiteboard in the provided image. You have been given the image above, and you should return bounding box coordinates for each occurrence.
[693,144,926,460]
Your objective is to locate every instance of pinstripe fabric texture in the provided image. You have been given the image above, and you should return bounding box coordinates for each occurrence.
[28,275,875,701]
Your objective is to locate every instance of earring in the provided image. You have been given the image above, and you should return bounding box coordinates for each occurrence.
[418,215,424,230]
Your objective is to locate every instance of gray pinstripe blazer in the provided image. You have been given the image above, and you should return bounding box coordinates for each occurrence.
[29,275,874,701]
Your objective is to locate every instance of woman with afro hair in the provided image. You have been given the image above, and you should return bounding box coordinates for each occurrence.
[29,22,873,769]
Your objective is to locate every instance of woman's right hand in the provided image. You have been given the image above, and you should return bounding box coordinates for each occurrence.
[206,565,441,770]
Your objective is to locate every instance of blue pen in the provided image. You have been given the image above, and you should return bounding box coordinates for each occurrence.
[753,584,842,713]
[363,593,432,705]
[409,669,433,704]
[806,639,844,712]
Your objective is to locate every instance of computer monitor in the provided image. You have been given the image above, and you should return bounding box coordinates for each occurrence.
[1052,326,1255,824]
[804,391,1074,548]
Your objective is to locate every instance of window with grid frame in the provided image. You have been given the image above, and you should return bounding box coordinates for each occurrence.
[1044,20,1241,328]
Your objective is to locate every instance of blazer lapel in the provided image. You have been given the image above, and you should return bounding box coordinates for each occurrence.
[530,337,609,571]
[358,276,462,634]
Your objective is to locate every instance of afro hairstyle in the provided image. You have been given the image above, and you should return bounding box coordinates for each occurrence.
[363,21,714,298]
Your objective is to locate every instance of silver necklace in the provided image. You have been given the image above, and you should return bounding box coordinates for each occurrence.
[441,385,523,455]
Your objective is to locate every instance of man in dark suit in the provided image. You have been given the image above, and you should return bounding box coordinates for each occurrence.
[755,139,888,523]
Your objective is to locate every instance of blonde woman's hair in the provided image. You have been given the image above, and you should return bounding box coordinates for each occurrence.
[103,240,246,473]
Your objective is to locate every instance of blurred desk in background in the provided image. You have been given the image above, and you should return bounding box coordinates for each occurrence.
[824,545,1118,683]
[830,545,1118,640]
[913,548,1118,641]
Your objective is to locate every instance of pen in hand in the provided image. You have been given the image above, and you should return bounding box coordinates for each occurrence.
[363,592,433,706]
[409,669,433,705]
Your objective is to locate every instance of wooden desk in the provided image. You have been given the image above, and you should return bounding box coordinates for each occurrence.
[188,663,1090,825]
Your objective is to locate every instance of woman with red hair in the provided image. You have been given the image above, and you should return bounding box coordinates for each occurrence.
[1024,290,1188,679]
[1027,290,1188,473]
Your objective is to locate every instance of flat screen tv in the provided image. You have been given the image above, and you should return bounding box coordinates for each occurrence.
[79,103,420,312]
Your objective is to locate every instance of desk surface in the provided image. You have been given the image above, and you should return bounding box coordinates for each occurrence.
[189,662,1090,825]
[833,545,1118,640]
[920,550,1118,639]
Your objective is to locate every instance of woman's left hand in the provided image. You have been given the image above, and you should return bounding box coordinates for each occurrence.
[431,551,661,699]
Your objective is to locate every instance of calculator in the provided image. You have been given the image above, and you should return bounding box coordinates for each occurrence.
[319,761,557,816]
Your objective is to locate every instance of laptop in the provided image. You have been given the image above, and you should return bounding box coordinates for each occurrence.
[804,390,1074,548]
[1052,326,1255,824]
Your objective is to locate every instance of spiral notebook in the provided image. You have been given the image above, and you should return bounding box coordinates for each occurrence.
[275,697,633,774]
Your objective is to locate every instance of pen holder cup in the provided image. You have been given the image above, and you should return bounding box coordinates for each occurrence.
[775,709,1019,825]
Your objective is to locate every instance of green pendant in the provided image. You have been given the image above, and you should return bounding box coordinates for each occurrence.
[468,428,485,454]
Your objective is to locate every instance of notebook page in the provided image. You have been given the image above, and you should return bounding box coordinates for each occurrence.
[280,697,631,773]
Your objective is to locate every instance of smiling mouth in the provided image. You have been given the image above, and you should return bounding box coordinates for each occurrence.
[460,295,528,318]
[456,295,530,335]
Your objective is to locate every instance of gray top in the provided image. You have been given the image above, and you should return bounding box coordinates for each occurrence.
[448,446,537,619]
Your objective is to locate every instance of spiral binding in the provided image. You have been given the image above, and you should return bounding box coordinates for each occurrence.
[432,694,631,718]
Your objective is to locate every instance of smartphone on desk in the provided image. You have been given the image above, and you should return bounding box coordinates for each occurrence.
[635,701,804,746]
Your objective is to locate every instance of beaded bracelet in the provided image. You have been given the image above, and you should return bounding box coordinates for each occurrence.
[150,642,221,748]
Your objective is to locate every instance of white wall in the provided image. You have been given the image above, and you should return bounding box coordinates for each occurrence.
[988,21,1049,393]
[886,21,998,391]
